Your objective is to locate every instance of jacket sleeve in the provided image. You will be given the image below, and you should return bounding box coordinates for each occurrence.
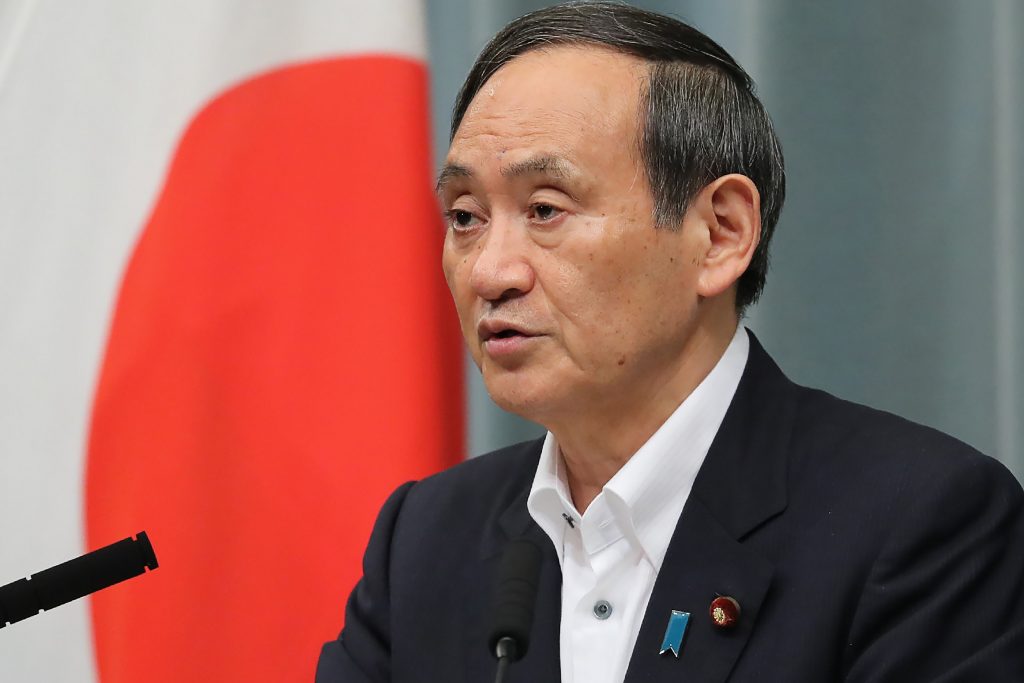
[843,455,1024,682]
[316,481,416,683]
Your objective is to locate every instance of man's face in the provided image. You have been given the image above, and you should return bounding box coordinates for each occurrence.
[440,46,707,425]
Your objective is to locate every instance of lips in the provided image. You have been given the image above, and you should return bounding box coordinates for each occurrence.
[477,319,537,342]
[478,322,541,358]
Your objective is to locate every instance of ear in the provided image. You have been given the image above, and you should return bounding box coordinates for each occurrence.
[690,174,761,299]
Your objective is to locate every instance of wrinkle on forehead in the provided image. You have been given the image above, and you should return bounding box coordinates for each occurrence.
[451,106,632,175]
[456,105,592,140]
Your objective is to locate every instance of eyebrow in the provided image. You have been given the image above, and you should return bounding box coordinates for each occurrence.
[434,163,472,197]
[500,155,575,180]
[434,155,579,197]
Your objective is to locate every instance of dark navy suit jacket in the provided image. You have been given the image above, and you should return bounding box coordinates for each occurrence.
[317,333,1024,682]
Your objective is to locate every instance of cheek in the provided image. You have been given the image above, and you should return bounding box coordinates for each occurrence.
[441,249,479,338]
[540,232,626,322]
[544,249,641,358]
[441,247,469,298]
[440,238,459,286]
[568,240,689,343]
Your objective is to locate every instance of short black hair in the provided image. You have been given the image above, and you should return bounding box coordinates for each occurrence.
[450,1,785,311]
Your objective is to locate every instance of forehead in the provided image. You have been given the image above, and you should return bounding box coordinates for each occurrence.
[448,45,646,166]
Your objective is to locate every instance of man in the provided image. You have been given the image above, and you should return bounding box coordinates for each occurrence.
[317,3,1024,681]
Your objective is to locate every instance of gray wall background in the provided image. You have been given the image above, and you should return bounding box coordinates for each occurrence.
[425,0,1023,481]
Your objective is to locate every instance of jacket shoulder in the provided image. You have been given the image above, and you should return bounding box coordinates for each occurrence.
[414,437,543,499]
[790,383,1017,485]
[387,438,543,552]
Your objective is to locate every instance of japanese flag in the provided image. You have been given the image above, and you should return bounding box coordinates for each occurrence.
[0,1,462,680]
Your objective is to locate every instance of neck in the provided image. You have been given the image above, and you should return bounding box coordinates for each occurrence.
[551,311,739,513]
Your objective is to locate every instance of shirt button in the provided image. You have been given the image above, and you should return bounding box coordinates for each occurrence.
[593,600,613,620]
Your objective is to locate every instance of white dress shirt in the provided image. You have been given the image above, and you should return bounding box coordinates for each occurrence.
[526,326,749,683]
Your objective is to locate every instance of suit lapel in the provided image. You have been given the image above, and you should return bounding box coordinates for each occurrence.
[624,331,796,683]
[623,498,774,682]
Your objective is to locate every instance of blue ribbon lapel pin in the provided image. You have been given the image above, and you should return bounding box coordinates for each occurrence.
[659,610,690,657]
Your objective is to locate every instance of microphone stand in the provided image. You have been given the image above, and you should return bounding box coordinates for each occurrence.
[488,539,541,683]
[0,532,157,629]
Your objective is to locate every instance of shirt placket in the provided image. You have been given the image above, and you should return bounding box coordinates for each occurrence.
[565,502,633,683]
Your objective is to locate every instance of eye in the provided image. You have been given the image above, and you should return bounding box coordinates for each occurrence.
[529,203,562,223]
[446,209,482,232]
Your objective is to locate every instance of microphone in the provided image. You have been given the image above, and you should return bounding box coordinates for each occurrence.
[488,538,542,683]
[0,531,158,629]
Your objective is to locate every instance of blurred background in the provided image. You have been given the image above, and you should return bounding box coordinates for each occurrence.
[0,1,1020,681]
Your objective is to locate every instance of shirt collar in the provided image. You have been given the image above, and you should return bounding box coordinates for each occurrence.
[526,432,576,563]
[527,326,750,569]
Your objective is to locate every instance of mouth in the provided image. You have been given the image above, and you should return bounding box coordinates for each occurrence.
[486,328,526,341]
[477,320,540,346]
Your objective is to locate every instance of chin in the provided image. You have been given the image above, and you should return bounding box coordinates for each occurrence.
[481,372,557,424]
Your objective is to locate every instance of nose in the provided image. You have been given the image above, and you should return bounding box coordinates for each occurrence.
[468,218,535,302]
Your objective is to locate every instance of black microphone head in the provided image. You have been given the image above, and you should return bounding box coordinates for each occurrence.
[488,538,543,661]
[135,531,159,571]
